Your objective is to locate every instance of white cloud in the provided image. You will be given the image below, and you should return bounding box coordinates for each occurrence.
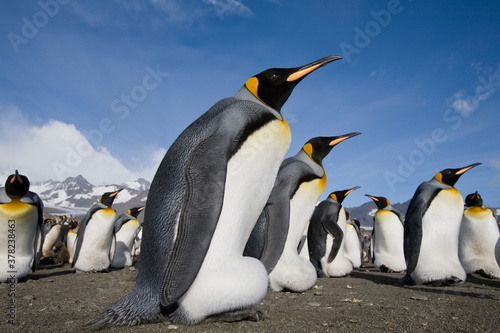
[202,0,253,19]
[0,106,163,185]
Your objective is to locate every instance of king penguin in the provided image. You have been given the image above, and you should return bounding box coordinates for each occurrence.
[245,132,361,292]
[89,55,342,328]
[399,163,481,286]
[344,217,363,269]
[459,192,500,279]
[365,194,406,273]
[111,206,145,269]
[72,189,122,272]
[308,186,359,278]
[0,170,43,282]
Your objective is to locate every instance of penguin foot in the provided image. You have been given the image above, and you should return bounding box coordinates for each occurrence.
[424,276,462,287]
[379,265,389,273]
[207,306,264,323]
[397,274,415,286]
[475,270,497,279]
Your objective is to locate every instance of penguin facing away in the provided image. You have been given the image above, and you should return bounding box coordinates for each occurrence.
[399,163,481,286]
[72,189,122,272]
[459,192,500,279]
[0,170,44,282]
[365,194,406,273]
[90,55,342,328]
[245,132,361,292]
[308,186,359,278]
[111,206,145,269]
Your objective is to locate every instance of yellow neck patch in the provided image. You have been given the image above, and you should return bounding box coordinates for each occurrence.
[245,77,263,103]
[303,143,313,159]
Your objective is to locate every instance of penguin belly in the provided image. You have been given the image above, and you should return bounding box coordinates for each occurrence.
[67,230,77,264]
[344,224,362,269]
[411,189,466,285]
[74,209,116,272]
[112,220,140,269]
[372,211,406,272]
[268,180,323,292]
[323,210,353,277]
[0,201,38,281]
[170,120,290,325]
[41,225,61,259]
[459,207,500,278]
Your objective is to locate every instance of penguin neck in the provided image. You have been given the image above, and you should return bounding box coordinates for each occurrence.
[294,150,325,178]
[234,86,284,121]
[429,177,453,189]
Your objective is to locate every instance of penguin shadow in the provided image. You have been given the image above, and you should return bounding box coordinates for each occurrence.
[23,266,76,281]
[348,268,403,286]
[465,273,500,289]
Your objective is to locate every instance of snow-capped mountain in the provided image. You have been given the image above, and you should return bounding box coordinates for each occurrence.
[30,175,150,218]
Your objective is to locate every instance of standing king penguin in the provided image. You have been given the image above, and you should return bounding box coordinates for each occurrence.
[90,55,342,328]
[72,189,122,272]
[365,194,406,273]
[245,132,361,292]
[0,170,43,282]
[399,163,481,286]
[459,192,500,279]
[111,206,145,269]
[308,186,359,278]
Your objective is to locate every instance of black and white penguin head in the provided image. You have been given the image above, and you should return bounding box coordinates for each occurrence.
[465,191,483,207]
[433,162,481,187]
[328,186,360,204]
[128,206,146,219]
[303,132,361,166]
[365,194,390,210]
[99,189,122,207]
[244,55,342,111]
[5,170,30,199]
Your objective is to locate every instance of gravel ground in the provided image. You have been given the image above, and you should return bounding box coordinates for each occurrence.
[1,262,500,332]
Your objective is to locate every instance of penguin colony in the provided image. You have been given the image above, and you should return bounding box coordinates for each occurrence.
[1,56,499,329]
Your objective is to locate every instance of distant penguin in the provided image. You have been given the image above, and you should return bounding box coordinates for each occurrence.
[131,227,142,257]
[365,194,406,273]
[399,163,481,286]
[0,170,43,282]
[245,132,361,292]
[41,222,62,259]
[89,55,342,328]
[308,186,359,278]
[344,218,363,269]
[111,206,145,269]
[72,189,122,272]
[459,192,500,279]
[67,226,78,265]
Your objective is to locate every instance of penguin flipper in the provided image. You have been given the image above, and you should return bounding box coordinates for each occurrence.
[159,133,228,308]
[23,192,44,272]
[404,184,440,275]
[71,203,105,268]
[324,221,343,263]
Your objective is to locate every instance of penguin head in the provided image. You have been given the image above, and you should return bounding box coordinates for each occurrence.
[465,191,483,207]
[328,186,360,204]
[352,219,361,229]
[244,55,342,112]
[365,194,390,210]
[303,132,361,165]
[69,216,79,229]
[128,206,146,219]
[99,189,122,207]
[5,170,30,199]
[434,163,481,187]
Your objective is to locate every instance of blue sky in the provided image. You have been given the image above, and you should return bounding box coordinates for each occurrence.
[1,0,499,207]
